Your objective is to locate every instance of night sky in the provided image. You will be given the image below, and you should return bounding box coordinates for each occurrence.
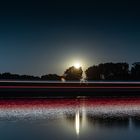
[0,0,140,76]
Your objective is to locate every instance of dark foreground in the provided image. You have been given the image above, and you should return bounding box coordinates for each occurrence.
[0,98,140,140]
[1,81,140,97]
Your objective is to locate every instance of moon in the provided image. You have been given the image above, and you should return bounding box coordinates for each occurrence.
[74,62,81,69]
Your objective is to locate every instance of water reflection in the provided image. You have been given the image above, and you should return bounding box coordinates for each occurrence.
[0,98,140,140]
[75,110,80,135]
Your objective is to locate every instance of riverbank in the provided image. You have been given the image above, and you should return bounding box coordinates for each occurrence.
[0,81,140,98]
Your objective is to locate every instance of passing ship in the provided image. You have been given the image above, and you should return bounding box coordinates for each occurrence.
[0,81,140,97]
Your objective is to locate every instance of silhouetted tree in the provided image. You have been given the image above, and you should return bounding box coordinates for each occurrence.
[0,72,19,80]
[100,63,129,80]
[131,62,140,80]
[1,62,140,81]
[41,74,61,81]
[20,75,40,80]
[0,72,40,80]
[85,63,129,81]
[85,66,100,80]
[63,66,83,81]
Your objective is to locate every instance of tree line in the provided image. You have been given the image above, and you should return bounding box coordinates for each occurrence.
[0,62,140,81]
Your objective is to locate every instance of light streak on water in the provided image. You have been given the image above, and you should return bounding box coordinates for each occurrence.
[75,110,80,135]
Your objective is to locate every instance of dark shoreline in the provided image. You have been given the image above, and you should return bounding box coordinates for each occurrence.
[0,81,140,98]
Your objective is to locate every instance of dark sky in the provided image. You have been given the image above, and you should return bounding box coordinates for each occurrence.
[0,0,140,75]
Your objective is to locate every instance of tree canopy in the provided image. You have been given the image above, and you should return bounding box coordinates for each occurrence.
[85,63,129,81]
[41,74,61,81]
[131,62,140,80]
[1,62,140,81]
[63,66,83,81]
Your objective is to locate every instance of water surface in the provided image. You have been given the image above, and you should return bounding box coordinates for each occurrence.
[0,98,140,140]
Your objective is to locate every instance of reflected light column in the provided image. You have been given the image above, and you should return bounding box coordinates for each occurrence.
[75,110,80,135]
